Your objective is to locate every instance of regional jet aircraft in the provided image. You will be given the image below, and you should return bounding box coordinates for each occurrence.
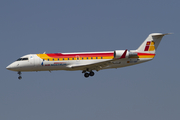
[6,33,170,79]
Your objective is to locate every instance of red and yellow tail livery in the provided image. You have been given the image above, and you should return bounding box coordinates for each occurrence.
[144,41,155,51]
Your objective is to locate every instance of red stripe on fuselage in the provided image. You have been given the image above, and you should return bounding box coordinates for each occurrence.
[136,53,155,55]
[46,53,114,58]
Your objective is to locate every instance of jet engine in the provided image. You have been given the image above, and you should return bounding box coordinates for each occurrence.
[114,50,138,59]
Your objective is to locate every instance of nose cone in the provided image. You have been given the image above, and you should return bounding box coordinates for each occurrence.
[6,64,15,71]
[6,65,11,70]
[6,62,19,71]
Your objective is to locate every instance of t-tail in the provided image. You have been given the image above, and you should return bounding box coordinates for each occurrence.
[136,33,171,54]
[131,33,170,60]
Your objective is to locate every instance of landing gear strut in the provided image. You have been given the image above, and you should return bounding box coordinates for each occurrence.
[83,70,95,78]
[18,71,22,80]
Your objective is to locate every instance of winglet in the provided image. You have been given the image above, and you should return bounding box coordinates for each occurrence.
[119,49,127,59]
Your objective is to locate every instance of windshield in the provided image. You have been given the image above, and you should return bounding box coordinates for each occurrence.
[16,58,28,61]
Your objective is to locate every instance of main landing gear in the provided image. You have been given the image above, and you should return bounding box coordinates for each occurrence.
[18,71,22,80]
[83,70,95,78]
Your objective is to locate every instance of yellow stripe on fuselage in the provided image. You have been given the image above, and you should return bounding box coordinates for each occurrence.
[37,54,114,61]
[138,55,155,58]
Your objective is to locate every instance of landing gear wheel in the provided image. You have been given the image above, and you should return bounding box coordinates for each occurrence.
[18,76,22,80]
[17,71,22,80]
[89,71,95,76]
[84,73,89,78]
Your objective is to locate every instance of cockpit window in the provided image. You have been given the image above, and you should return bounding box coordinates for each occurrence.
[16,58,28,61]
[22,58,28,60]
[16,58,22,61]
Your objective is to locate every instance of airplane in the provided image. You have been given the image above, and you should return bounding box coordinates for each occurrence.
[6,33,170,79]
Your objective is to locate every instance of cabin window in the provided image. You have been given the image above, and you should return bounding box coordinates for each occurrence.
[53,59,54,61]
[91,57,93,59]
[68,58,69,60]
[82,57,83,60]
[63,58,64,60]
[48,59,49,61]
[58,58,59,61]
[96,57,98,59]
[72,58,74,60]
[87,57,88,59]
[43,59,45,61]
[101,57,103,59]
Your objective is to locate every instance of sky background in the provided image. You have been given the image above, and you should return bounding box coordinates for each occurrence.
[1,0,180,120]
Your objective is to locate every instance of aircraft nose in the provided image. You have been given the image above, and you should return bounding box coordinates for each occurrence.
[6,63,19,71]
[6,65,11,70]
[6,64,14,70]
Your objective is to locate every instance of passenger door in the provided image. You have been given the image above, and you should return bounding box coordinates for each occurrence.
[29,55,35,66]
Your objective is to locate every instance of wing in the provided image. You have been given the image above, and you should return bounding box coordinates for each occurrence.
[68,50,127,71]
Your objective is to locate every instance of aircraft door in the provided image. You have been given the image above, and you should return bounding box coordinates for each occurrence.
[34,56,41,67]
[29,55,35,66]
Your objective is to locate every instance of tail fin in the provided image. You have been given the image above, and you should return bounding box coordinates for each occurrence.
[136,33,170,54]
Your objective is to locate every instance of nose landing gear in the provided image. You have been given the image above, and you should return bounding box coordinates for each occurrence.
[18,71,22,80]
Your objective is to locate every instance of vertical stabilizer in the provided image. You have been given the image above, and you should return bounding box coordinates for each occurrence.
[136,33,170,54]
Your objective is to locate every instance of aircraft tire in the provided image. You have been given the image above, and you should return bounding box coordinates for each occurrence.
[89,71,95,76]
[18,76,22,80]
[84,73,89,78]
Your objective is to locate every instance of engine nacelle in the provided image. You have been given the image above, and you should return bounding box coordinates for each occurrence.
[114,50,138,59]
[114,50,129,59]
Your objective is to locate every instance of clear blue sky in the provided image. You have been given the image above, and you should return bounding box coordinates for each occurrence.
[1,0,180,120]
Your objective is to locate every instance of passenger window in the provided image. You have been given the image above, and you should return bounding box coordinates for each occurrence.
[58,58,59,61]
[82,57,83,60]
[63,58,64,60]
[96,57,98,59]
[101,57,103,59]
[72,58,74,60]
[91,57,93,59]
[48,59,49,61]
[68,58,69,60]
